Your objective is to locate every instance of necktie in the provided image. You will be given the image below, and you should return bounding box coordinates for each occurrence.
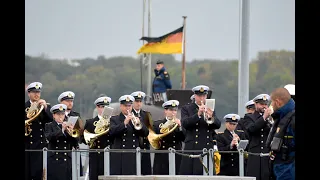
[137,112,140,118]
[58,124,62,129]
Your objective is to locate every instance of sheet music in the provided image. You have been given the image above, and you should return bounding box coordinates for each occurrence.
[205,99,215,111]
[102,106,114,119]
[67,116,79,126]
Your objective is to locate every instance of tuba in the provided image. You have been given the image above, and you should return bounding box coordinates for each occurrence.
[147,113,179,150]
[128,110,142,130]
[84,106,113,148]
[25,101,45,136]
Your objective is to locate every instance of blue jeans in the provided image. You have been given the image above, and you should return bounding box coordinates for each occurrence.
[273,161,295,180]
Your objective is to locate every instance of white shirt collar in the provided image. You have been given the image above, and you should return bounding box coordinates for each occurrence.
[134,109,140,114]
[98,115,102,119]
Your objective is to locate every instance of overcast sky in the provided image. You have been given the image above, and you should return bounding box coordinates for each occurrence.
[25,0,295,61]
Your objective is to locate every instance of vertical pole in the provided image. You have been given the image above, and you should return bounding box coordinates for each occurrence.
[42,148,48,180]
[77,150,81,177]
[146,0,152,104]
[202,148,208,176]
[239,149,245,176]
[72,148,77,180]
[208,149,214,176]
[136,147,141,175]
[168,148,176,175]
[238,0,250,117]
[140,0,146,91]
[104,147,110,176]
[181,16,187,89]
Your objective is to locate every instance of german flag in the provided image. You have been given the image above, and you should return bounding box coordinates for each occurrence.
[137,26,184,54]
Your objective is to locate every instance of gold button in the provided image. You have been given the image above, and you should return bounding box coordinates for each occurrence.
[207,143,209,145]
[207,136,209,138]
[133,139,135,142]
[196,129,198,132]
[107,140,109,142]
[261,141,264,143]
[231,153,233,155]
[133,145,136,147]
[162,146,165,148]
[39,122,42,125]
[64,153,67,155]
[124,134,126,136]
[173,135,175,138]
[56,152,58,155]
[123,139,126,141]
[163,140,165,143]
[98,152,100,154]
[232,164,234,166]
[195,141,198,144]
[123,145,125,147]
[173,141,175,143]
[40,129,42,131]
[41,142,43,144]
[64,159,66,161]
[196,123,198,125]
[97,141,100,143]
[64,147,66,149]
[261,135,264,137]
[144,143,146,145]
[40,135,42,137]
[56,158,58,161]
[231,159,234,161]
[30,135,32,137]
[56,147,58,149]
[30,142,33,144]
[57,140,59,142]
[144,148,146,150]
[173,146,175,148]
[196,135,198,138]
[64,141,67,143]
[133,134,135,136]
[98,146,100,148]
[207,130,209,132]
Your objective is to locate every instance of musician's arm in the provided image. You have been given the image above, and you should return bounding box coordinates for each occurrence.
[181,107,200,130]
[153,120,161,134]
[243,114,268,135]
[216,134,232,151]
[174,126,186,142]
[42,104,54,123]
[45,123,64,141]
[208,111,221,129]
[109,116,127,136]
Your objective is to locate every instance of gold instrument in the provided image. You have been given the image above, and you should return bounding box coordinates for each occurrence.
[84,106,113,148]
[25,101,45,136]
[65,116,83,138]
[148,112,179,150]
[128,110,142,130]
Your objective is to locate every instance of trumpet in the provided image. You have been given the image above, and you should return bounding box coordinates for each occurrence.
[264,105,274,125]
[231,131,239,147]
[128,110,142,130]
[201,101,214,124]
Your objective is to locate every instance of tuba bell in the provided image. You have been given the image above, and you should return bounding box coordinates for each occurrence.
[84,106,113,148]
[147,112,179,150]
[25,101,45,136]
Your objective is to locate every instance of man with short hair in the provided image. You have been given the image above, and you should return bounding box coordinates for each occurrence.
[152,60,172,102]
[25,82,53,180]
[267,88,295,180]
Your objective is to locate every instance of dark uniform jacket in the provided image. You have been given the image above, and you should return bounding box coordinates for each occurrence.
[179,102,221,175]
[84,116,113,180]
[153,118,185,175]
[45,120,79,180]
[109,112,149,175]
[152,67,172,93]
[243,111,271,180]
[216,129,247,176]
[132,109,152,175]
[236,116,250,140]
[25,100,53,180]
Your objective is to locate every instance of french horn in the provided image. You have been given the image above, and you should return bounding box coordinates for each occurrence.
[25,101,45,136]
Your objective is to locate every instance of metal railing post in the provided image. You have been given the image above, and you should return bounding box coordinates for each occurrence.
[238,148,245,177]
[136,147,141,176]
[104,147,110,176]
[42,147,48,180]
[202,148,208,176]
[208,148,214,176]
[76,149,81,177]
[72,148,77,180]
[168,148,176,175]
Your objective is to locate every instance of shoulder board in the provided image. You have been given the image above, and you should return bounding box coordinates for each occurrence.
[236,130,244,132]
[45,122,52,125]
[217,132,224,134]
[164,71,168,74]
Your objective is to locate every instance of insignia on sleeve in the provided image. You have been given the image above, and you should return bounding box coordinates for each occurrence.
[164,71,168,74]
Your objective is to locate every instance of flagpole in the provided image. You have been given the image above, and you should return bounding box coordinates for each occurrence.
[181,16,187,90]
[146,0,152,104]
[140,0,146,91]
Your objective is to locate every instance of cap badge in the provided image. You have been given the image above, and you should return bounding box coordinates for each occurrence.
[67,93,72,98]
[231,116,236,121]
[263,95,267,101]
[126,96,130,102]
[35,84,39,89]
[199,87,204,92]
[172,101,176,107]
[137,93,142,98]
[59,106,64,111]
[104,98,108,103]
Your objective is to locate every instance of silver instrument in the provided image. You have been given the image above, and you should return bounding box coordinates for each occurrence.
[201,100,214,124]
[128,110,142,130]
[231,131,239,147]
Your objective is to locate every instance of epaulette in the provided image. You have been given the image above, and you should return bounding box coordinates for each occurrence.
[217,132,223,134]
[236,130,244,132]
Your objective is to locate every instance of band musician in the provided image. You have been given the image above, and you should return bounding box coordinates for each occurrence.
[44,104,79,180]
[83,96,113,180]
[153,100,185,175]
[109,95,149,175]
[25,82,53,180]
[130,91,152,175]
[179,85,221,175]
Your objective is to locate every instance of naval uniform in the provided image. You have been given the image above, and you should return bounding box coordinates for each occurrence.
[109,112,149,175]
[152,118,185,175]
[84,116,113,180]
[179,102,221,175]
[45,120,79,180]
[25,100,53,180]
